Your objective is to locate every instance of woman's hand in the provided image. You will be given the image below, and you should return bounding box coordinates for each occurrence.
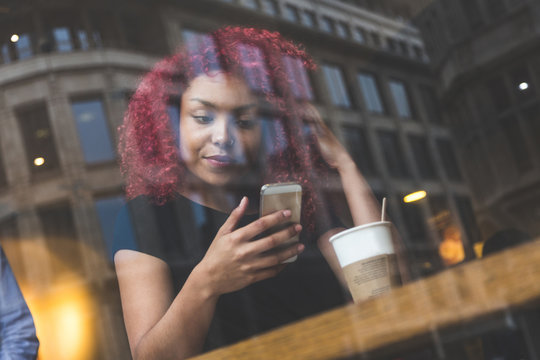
[193,197,304,298]
[300,102,353,169]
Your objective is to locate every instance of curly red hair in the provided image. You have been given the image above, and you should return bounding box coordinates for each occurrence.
[118,26,330,232]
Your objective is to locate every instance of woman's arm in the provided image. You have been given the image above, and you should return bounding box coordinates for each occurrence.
[115,197,305,360]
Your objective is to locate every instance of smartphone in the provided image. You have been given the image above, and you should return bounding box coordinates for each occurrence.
[260,182,302,263]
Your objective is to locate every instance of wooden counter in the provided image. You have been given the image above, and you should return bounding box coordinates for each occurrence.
[193,239,540,360]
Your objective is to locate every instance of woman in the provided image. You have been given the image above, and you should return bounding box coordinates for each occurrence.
[114,26,381,359]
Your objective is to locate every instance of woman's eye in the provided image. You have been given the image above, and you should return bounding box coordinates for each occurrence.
[192,114,213,124]
[236,116,257,129]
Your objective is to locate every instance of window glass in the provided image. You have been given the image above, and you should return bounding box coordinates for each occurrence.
[1,43,10,64]
[300,11,316,28]
[378,130,409,178]
[320,16,334,33]
[322,64,351,108]
[242,0,258,10]
[95,195,130,260]
[283,5,300,22]
[335,22,349,38]
[357,72,385,114]
[53,27,73,52]
[436,138,463,181]
[16,103,61,175]
[260,0,278,15]
[14,33,33,60]
[352,27,365,43]
[71,99,115,164]
[77,30,90,50]
[389,79,413,118]
[342,126,377,176]
[408,134,437,179]
[282,55,313,100]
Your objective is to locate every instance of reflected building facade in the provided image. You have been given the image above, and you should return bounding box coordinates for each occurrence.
[0,0,478,357]
[414,0,540,241]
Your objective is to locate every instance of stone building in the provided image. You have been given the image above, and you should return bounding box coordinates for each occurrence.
[414,0,540,240]
[0,0,476,357]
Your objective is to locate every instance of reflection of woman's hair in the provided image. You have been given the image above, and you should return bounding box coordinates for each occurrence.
[119,26,328,230]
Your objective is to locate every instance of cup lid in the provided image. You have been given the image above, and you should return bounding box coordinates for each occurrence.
[329,221,392,243]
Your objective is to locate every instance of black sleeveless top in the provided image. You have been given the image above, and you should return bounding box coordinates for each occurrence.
[113,194,347,351]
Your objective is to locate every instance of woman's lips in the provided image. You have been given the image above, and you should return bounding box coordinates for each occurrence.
[204,155,236,168]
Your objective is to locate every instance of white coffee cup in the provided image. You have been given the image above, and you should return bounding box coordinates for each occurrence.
[329,221,400,303]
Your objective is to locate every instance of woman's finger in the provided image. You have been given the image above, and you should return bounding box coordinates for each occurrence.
[217,197,248,236]
[236,209,294,242]
[244,223,302,256]
[250,242,305,269]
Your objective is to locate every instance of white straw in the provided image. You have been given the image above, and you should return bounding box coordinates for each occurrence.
[381,197,387,222]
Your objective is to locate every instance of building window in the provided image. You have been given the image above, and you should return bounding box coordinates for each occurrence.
[398,41,408,55]
[95,195,131,260]
[300,11,316,28]
[399,200,428,248]
[335,22,349,39]
[282,55,313,100]
[409,135,438,180]
[320,17,334,33]
[16,103,61,176]
[389,79,414,118]
[378,130,409,178]
[283,4,300,22]
[370,32,382,47]
[342,126,377,176]
[499,115,532,173]
[352,27,365,43]
[419,85,441,123]
[454,195,481,245]
[237,43,272,93]
[53,27,73,52]
[77,30,90,50]
[182,29,219,73]
[1,44,10,64]
[386,37,397,53]
[412,45,423,59]
[71,98,116,164]
[487,76,511,113]
[242,0,259,10]
[37,203,82,274]
[436,138,463,181]
[357,72,385,114]
[321,64,351,108]
[260,0,278,15]
[167,102,180,148]
[14,33,33,60]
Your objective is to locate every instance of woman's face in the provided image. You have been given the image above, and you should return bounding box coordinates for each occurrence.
[179,73,262,187]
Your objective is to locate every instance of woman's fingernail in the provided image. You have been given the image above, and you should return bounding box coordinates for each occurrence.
[283,209,291,217]
[297,244,305,252]
[295,224,302,232]
[239,196,247,207]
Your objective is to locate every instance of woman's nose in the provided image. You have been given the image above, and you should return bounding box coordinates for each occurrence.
[211,117,236,147]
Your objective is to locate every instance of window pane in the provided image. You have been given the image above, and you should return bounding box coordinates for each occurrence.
[352,27,365,43]
[282,55,313,100]
[284,5,299,22]
[335,22,349,38]
[320,17,334,33]
[1,44,11,64]
[342,126,376,176]
[322,64,351,108]
[77,30,89,50]
[71,99,115,164]
[436,138,463,181]
[15,34,33,60]
[300,11,316,28]
[409,135,437,179]
[53,27,73,52]
[17,103,61,175]
[389,80,413,118]
[378,130,409,178]
[260,0,278,16]
[237,43,272,93]
[357,73,384,114]
[419,85,441,122]
[242,0,258,10]
[95,196,131,261]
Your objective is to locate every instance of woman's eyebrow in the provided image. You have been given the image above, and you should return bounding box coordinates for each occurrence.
[190,98,257,112]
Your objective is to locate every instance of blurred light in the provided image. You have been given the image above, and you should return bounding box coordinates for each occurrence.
[519,82,529,91]
[10,34,19,43]
[34,157,45,166]
[403,190,427,203]
[438,225,465,265]
[474,242,484,258]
